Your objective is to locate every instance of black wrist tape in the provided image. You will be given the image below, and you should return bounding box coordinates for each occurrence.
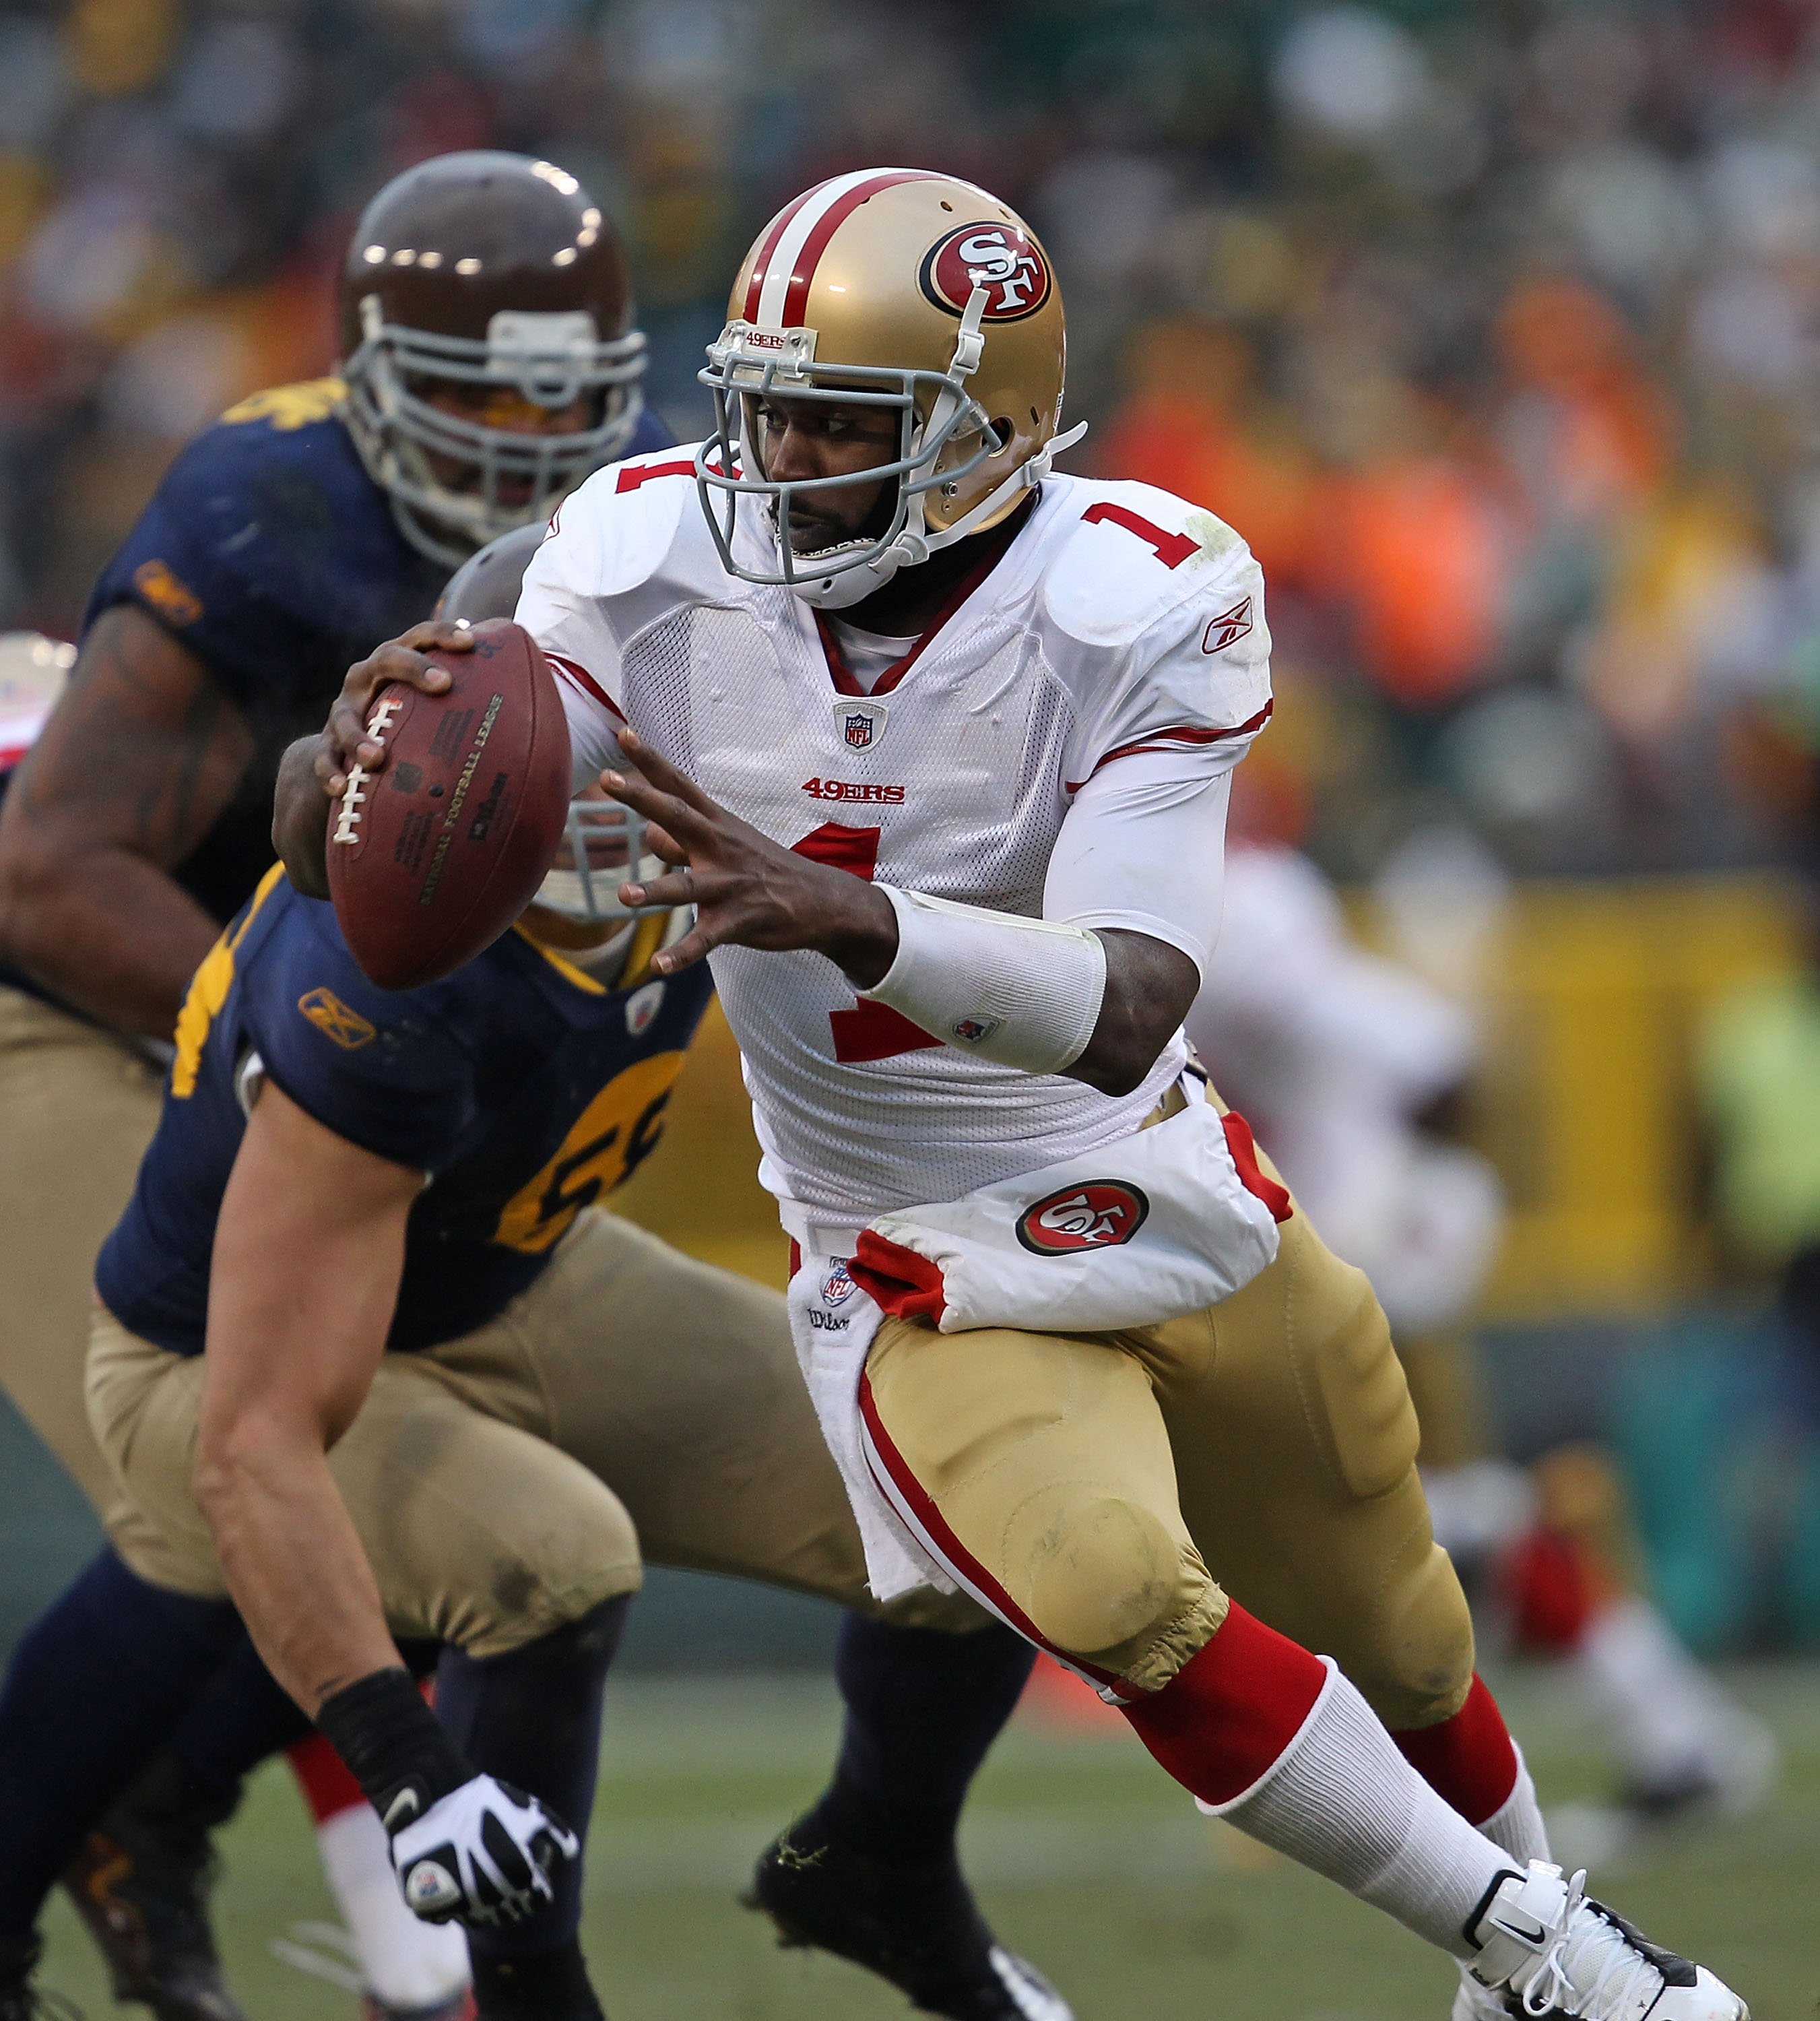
[315,1667,471,1830]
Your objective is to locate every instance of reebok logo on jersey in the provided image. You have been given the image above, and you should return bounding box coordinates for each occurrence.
[802,778,905,804]
[131,559,203,627]
[298,988,377,1051]
[1201,596,1253,655]
[1015,1180,1151,1256]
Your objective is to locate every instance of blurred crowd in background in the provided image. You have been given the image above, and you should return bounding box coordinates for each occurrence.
[7,0,1820,878]
[13,0,1820,1657]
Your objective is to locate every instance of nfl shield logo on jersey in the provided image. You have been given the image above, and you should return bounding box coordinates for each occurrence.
[834,697,888,751]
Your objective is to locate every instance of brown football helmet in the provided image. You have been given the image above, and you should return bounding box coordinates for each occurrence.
[696,168,1083,608]
[339,151,647,565]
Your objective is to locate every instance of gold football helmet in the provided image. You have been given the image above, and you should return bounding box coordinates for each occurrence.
[696,168,1083,607]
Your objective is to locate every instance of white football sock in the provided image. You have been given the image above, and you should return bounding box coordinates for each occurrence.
[1478,1743,1550,1865]
[1209,1661,1515,1958]
[316,1802,472,2011]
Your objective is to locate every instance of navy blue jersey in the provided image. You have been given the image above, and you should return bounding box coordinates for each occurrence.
[73,382,672,928]
[96,870,713,1356]
[0,385,672,1014]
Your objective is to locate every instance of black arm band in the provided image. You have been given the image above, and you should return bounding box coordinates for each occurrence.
[315,1666,471,1828]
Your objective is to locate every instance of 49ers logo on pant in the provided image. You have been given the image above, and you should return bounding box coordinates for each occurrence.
[1015,1180,1150,1255]
[920,224,1052,321]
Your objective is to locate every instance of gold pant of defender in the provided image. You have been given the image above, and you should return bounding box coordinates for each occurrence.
[88,1207,985,1647]
[0,984,164,1545]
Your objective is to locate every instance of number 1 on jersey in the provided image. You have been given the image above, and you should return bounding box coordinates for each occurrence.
[791,822,942,1064]
[1080,503,1199,569]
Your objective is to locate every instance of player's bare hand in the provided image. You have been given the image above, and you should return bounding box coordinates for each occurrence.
[316,621,472,797]
[273,621,474,899]
[603,730,899,984]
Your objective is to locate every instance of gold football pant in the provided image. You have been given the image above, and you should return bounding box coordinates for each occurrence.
[88,1207,987,1655]
[0,984,162,1530]
[859,1194,1476,1726]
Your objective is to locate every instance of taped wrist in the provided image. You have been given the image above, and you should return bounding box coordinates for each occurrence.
[860,886,1107,1074]
[315,1667,472,1830]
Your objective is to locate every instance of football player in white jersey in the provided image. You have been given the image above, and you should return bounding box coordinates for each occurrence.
[288,168,1749,2020]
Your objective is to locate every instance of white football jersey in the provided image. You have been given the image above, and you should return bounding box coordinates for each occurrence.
[518,445,1272,1236]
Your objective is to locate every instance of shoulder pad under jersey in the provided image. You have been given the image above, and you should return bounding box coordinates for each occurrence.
[1037,474,1259,650]
[545,443,713,603]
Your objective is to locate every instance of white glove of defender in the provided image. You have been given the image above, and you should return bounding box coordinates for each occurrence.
[387,1772,580,1927]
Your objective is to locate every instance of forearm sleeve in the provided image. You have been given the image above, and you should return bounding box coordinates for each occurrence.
[860,888,1107,1075]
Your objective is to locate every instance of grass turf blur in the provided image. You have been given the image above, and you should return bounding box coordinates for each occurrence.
[32,1658,1820,2021]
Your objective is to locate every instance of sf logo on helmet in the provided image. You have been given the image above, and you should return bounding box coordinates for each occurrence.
[920,223,1052,322]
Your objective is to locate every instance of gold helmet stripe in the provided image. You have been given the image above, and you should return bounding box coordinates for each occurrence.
[748,167,939,329]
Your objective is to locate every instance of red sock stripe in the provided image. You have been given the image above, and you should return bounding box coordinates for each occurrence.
[1117,1601,1328,1808]
[855,1370,1123,1690]
[288,1730,365,1824]
[1391,1673,1519,1828]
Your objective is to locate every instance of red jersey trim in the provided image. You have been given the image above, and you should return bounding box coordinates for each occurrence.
[1220,1110,1293,1223]
[849,1230,948,1323]
[546,652,625,723]
[1064,701,1274,794]
[812,506,1035,700]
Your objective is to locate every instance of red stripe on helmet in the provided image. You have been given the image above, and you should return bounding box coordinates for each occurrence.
[740,184,819,323]
[779,169,939,329]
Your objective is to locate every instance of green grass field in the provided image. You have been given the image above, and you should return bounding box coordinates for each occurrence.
[35,1658,1820,2021]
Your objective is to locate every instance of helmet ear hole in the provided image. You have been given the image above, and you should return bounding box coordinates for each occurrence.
[989,416,1014,454]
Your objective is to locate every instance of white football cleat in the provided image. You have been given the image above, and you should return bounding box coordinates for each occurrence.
[1468,1861,1747,2018]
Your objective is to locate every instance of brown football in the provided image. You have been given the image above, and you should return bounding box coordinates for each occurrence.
[325,620,571,990]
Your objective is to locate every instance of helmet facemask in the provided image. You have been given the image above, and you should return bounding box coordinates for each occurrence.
[696,289,1032,610]
[344,297,647,567]
[533,792,670,926]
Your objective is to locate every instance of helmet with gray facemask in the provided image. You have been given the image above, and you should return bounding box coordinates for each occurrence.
[342,151,647,568]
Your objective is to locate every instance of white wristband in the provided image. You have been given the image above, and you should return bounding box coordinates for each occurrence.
[859,886,1107,1074]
